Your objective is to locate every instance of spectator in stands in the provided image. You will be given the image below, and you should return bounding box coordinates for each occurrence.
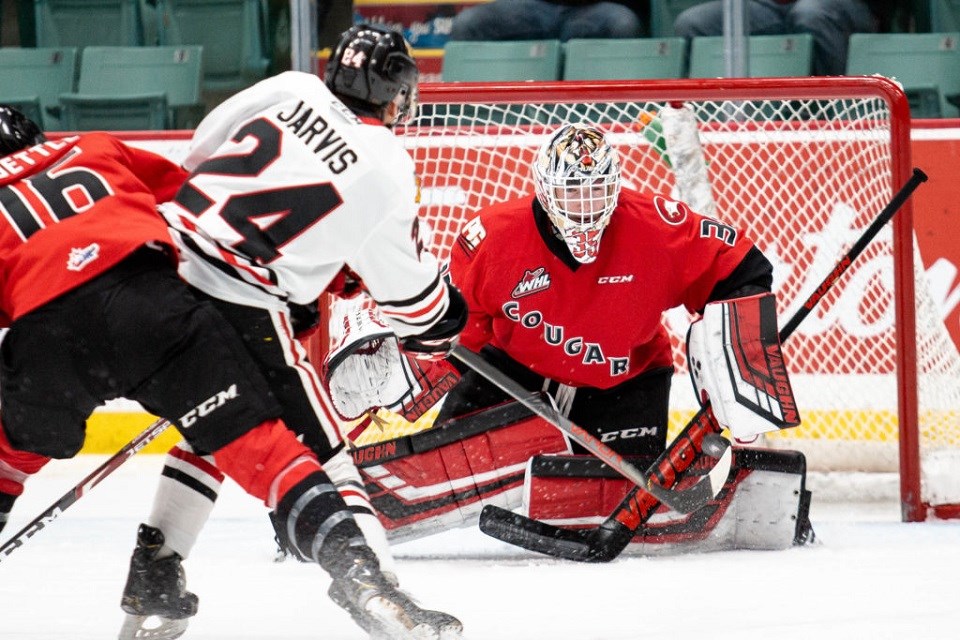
[449,0,646,42]
[674,0,902,76]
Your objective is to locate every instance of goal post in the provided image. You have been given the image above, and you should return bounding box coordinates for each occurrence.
[319,76,960,522]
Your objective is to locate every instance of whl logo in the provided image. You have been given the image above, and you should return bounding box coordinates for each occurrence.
[512,267,551,298]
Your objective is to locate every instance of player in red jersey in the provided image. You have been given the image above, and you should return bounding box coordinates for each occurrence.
[437,122,774,456]
[0,104,464,640]
[326,123,812,551]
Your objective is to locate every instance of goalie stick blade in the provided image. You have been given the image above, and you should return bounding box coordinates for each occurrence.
[478,505,632,563]
[645,434,733,514]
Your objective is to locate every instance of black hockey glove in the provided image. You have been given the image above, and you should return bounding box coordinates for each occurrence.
[401,281,467,360]
[289,299,321,340]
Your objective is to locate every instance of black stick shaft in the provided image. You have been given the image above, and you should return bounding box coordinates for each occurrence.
[0,418,171,563]
[779,168,927,339]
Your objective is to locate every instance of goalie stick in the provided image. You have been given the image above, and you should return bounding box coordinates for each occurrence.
[451,346,732,514]
[476,167,929,562]
[0,418,172,563]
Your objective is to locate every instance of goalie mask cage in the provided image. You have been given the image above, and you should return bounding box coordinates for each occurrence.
[337,76,960,522]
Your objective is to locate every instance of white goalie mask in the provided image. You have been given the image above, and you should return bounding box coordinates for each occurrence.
[533,124,621,264]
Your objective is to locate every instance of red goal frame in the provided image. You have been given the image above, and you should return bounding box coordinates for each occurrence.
[401,77,924,520]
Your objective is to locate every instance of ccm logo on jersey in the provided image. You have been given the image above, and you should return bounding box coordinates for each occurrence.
[179,384,239,428]
[512,267,551,298]
[653,195,689,225]
[598,275,634,284]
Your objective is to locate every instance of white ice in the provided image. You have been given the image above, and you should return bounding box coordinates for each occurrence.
[1,455,959,640]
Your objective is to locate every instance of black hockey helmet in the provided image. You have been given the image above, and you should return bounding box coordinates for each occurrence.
[325,23,419,127]
[0,105,46,156]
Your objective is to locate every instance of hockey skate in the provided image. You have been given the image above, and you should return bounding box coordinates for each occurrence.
[328,548,462,640]
[118,524,199,640]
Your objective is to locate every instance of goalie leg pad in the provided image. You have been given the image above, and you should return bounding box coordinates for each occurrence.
[687,292,800,440]
[523,448,812,553]
[357,406,570,542]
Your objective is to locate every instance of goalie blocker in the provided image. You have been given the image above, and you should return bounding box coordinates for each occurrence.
[687,292,800,440]
[350,399,814,550]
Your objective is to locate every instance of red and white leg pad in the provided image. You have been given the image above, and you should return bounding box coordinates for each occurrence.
[356,408,571,542]
[523,448,812,552]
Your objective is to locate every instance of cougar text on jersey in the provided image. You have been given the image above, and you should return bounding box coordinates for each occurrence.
[277,100,358,175]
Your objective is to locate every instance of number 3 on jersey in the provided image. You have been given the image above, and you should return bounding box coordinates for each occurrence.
[174,118,344,263]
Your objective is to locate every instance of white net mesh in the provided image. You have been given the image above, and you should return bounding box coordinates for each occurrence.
[359,79,960,511]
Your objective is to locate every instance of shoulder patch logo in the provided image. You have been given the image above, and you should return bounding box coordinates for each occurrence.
[67,243,100,272]
[457,217,486,258]
[653,195,689,226]
[512,267,551,298]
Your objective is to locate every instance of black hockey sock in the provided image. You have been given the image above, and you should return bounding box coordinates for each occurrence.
[274,471,366,572]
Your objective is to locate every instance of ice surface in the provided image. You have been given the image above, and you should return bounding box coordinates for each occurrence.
[1,455,958,640]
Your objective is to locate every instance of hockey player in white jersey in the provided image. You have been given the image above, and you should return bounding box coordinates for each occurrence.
[118,24,467,640]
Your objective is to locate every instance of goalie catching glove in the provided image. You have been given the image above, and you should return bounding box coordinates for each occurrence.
[323,296,461,421]
[686,292,800,440]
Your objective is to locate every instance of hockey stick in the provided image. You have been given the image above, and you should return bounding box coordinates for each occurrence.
[476,167,929,562]
[0,417,172,563]
[451,346,731,513]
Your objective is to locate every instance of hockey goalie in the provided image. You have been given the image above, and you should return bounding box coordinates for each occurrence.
[324,291,814,555]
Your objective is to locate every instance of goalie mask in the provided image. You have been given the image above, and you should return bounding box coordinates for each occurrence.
[325,24,419,128]
[0,105,45,156]
[534,124,621,264]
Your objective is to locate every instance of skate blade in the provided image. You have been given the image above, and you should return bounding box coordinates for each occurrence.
[118,614,189,640]
[365,597,463,640]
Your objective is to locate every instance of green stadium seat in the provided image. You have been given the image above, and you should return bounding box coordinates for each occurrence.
[688,34,813,77]
[59,45,204,131]
[930,0,960,31]
[0,47,77,131]
[847,32,960,118]
[34,0,145,47]
[436,40,562,126]
[441,40,563,81]
[563,38,685,80]
[154,0,269,92]
[60,94,168,131]
[650,0,712,38]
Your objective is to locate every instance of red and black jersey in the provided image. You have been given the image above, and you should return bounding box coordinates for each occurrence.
[449,188,771,389]
[0,134,187,322]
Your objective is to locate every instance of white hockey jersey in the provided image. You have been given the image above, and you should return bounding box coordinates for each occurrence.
[159,71,449,337]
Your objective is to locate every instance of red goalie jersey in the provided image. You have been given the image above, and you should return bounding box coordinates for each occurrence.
[0,134,186,322]
[450,188,760,389]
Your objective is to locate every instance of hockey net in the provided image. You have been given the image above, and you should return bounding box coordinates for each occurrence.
[335,77,960,521]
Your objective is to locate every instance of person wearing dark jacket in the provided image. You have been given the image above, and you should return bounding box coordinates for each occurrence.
[449,0,647,41]
[675,0,904,76]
